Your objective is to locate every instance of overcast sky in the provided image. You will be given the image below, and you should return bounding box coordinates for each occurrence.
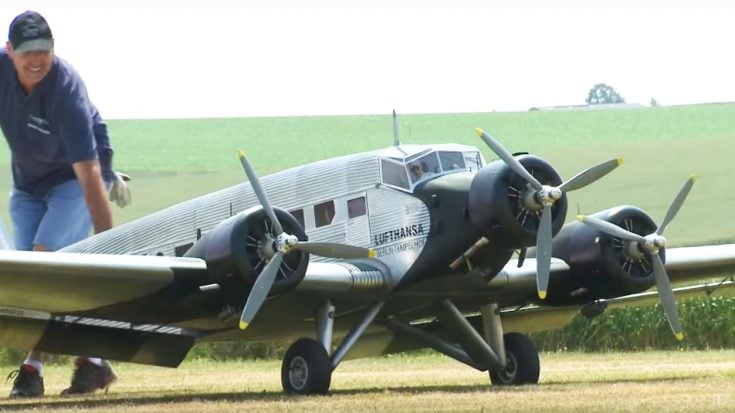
[2,0,734,119]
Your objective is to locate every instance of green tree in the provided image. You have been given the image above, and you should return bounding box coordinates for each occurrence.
[586,83,625,105]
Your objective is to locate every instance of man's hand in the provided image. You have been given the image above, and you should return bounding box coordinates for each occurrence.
[109,172,132,208]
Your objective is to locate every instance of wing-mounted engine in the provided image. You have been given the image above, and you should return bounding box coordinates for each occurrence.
[195,150,374,330]
[546,205,660,304]
[468,154,567,249]
[548,175,696,341]
[185,206,309,294]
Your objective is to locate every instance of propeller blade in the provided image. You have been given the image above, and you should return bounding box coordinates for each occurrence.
[536,205,553,299]
[657,175,696,235]
[576,215,647,244]
[239,251,284,330]
[651,253,684,340]
[238,150,284,235]
[295,242,375,259]
[559,158,623,193]
[475,128,543,190]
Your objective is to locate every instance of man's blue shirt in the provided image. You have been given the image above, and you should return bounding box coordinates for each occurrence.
[0,49,113,198]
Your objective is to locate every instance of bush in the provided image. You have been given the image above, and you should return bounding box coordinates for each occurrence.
[532,296,735,351]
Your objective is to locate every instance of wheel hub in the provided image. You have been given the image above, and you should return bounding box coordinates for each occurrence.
[288,356,309,391]
[497,352,518,384]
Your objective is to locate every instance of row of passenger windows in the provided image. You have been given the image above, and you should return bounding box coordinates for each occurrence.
[290,195,367,229]
[166,196,368,257]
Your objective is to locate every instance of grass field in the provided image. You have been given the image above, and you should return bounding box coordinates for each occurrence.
[0,104,734,245]
[0,351,733,412]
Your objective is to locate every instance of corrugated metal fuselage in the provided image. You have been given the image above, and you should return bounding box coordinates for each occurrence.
[59,144,505,341]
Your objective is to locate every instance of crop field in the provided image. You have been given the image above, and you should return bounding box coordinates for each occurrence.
[0,104,733,245]
[1,351,734,412]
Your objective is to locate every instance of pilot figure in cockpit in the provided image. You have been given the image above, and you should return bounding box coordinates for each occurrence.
[409,163,424,182]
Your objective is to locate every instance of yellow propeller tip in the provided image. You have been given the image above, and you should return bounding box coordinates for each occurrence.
[237,149,246,158]
[368,249,376,258]
[617,158,624,166]
[576,215,585,222]
[690,174,697,182]
[475,128,485,137]
[239,320,249,330]
[675,332,684,341]
[538,291,547,300]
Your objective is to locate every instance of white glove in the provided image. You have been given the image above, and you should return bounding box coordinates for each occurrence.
[109,172,132,208]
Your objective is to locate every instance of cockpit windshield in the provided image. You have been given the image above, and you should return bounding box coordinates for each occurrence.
[380,148,483,191]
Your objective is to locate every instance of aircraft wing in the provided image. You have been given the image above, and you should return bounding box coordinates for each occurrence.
[0,250,208,313]
[498,244,735,334]
[501,279,735,335]
[664,244,735,283]
[0,250,211,367]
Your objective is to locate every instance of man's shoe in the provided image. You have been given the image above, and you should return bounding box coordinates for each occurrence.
[7,364,44,398]
[60,358,117,396]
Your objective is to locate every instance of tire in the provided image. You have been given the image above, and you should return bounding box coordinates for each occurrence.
[489,332,540,385]
[281,338,332,395]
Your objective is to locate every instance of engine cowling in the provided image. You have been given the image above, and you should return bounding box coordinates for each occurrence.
[185,206,309,295]
[546,205,663,304]
[468,154,568,249]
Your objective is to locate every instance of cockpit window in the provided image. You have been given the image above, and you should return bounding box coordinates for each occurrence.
[464,151,482,172]
[407,152,440,184]
[439,151,465,171]
[381,158,410,189]
[382,149,482,192]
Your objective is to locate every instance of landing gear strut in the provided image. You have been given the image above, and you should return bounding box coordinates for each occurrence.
[281,300,385,395]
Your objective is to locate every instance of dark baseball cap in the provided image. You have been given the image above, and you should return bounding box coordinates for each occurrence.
[8,11,54,53]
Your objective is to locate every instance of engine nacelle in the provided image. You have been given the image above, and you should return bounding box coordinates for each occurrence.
[185,206,309,295]
[546,205,663,304]
[468,154,567,249]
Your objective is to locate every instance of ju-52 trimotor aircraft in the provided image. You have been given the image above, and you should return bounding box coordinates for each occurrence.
[1,118,734,395]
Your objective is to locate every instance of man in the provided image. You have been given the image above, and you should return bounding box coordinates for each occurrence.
[409,163,424,182]
[0,10,130,397]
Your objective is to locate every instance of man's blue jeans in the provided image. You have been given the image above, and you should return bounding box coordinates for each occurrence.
[9,179,93,251]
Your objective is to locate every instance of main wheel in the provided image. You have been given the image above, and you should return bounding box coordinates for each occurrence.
[281,338,332,395]
[489,332,540,385]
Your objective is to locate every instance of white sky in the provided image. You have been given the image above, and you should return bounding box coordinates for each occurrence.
[2,0,734,119]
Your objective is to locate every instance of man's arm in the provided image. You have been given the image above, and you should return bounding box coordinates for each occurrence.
[72,159,113,234]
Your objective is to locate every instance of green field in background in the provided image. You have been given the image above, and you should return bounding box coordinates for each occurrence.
[0,103,733,245]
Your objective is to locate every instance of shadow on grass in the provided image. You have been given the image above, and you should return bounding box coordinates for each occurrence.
[0,375,709,411]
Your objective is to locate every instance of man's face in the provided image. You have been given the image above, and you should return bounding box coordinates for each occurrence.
[6,42,53,92]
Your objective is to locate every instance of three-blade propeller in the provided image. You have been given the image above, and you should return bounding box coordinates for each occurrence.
[475,128,622,300]
[237,150,374,330]
[576,175,696,341]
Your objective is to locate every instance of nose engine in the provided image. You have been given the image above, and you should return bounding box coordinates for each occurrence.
[468,154,568,249]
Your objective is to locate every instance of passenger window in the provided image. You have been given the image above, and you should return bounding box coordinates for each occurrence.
[314,201,335,227]
[348,197,367,218]
[290,208,305,228]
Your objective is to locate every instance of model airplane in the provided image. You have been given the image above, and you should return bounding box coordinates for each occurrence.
[1,117,734,395]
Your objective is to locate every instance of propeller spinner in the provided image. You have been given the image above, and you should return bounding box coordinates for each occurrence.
[576,175,696,341]
[237,150,374,330]
[475,128,622,300]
